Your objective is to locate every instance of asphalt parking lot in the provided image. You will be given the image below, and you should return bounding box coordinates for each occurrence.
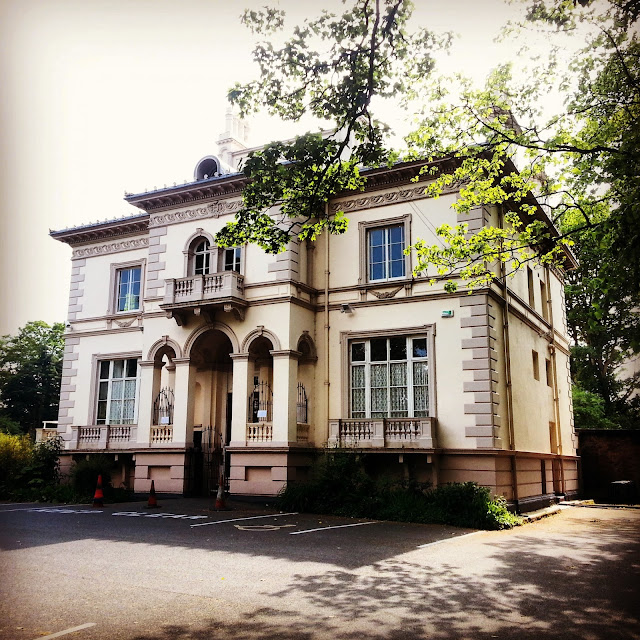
[0,500,638,640]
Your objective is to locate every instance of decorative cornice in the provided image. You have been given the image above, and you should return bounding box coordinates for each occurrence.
[126,175,247,212]
[72,238,149,258]
[62,327,142,339]
[51,215,149,246]
[370,285,403,300]
[148,200,243,228]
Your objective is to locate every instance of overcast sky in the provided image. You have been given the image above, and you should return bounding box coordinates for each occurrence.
[0,0,529,335]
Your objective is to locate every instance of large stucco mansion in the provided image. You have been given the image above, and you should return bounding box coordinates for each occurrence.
[51,113,579,512]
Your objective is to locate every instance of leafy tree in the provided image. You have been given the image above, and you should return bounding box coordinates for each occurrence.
[221,0,639,423]
[564,219,640,428]
[0,321,65,434]
[219,1,637,289]
[572,386,619,430]
[406,0,639,290]
[217,0,450,252]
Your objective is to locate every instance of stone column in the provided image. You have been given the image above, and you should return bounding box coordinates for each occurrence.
[172,358,195,447]
[270,350,300,446]
[137,360,156,445]
[229,353,251,447]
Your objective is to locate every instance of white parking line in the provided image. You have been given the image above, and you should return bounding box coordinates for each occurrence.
[0,508,46,513]
[0,508,101,514]
[32,622,96,639]
[416,531,482,548]
[289,521,376,535]
[113,511,207,520]
[0,504,88,511]
[191,512,298,528]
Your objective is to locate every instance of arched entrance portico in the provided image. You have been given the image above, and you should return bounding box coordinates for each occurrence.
[186,327,234,495]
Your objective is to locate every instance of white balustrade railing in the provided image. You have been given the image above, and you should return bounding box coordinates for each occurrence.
[109,425,132,442]
[328,418,436,449]
[72,425,137,449]
[78,426,101,442]
[385,419,421,441]
[246,423,273,442]
[340,420,375,442]
[163,271,244,305]
[151,426,174,444]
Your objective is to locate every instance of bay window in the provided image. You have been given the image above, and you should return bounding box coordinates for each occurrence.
[349,335,429,418]
[96,358,138,425]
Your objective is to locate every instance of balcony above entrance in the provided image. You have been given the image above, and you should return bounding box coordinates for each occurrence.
[161,271,246,325]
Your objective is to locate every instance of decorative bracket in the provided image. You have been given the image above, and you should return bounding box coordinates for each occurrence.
[370,285,403,300]
[224,303,245,321]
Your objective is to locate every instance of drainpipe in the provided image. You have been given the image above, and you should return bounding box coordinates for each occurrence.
[499,205,518,507]
[545,265,565,494]
[324,203,331,436]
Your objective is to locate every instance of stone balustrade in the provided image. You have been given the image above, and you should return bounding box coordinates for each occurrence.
[246,423,273,443]
[163,271,244,306]
[151,426,174,444]
[327,417,437,449]
[68,425,138,450]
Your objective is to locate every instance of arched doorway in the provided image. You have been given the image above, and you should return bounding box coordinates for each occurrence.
[246,335,274,442]
[187,328,234,495]
[150,344,177,444]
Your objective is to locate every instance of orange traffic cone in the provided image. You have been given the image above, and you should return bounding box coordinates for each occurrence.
[214,471,227,510]
[214,483,226,510]
[147,480,159,508]
[92,474,104,508]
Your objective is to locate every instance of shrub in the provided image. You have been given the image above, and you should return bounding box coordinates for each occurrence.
[0,433,75,502]
[278,452,521,530]
[0,415,23,435]
[0,432,34,494]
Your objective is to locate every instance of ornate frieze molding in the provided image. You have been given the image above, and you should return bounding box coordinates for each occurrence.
[149,200,243,228]
[330,184,457,214]
[72,238,149,258]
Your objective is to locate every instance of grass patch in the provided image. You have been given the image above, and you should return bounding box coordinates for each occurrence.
[278,452,521,530]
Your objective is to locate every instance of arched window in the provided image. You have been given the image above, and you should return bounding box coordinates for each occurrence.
[194,239,211,275]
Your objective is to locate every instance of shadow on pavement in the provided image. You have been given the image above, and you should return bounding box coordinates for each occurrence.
[127,512,640,640]
[0,502,470,569]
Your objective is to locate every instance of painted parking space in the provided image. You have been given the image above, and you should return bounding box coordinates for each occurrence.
[0,507,102,514]
[0,505,209,521]
[113,511,208,520]
[190,512,298,528]
[189,511,381,536]
[1,504,388,539]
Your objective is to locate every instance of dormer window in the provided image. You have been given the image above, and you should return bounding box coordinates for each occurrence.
[194,155,226,181]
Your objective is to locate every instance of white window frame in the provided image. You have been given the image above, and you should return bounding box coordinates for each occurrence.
[116,266,142,312]
[223,246,242,273]
[108,260,145,315]
[358,215,411,285]
[183,230,216,277]
[340,325,435,419]
[95,358,140,425]
[193,238,213,275]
